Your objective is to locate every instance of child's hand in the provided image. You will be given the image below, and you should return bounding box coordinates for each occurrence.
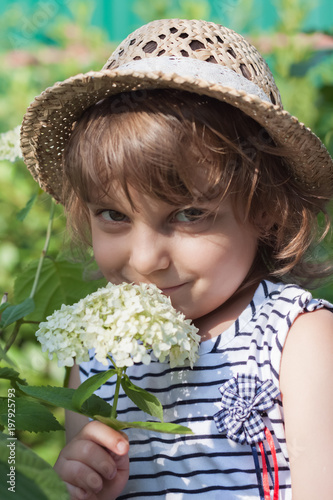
[54,420,129,500]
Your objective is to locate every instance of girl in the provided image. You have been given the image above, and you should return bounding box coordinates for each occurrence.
[20,19,333,500]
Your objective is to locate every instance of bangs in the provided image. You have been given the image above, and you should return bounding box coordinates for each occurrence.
[63,90,243,209]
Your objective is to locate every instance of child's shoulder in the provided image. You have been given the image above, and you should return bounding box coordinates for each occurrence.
[252,280,333,347]
[259,279,333,316]
[278,288,333,499]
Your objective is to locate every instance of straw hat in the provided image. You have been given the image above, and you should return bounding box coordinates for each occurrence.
[20,18,333,204]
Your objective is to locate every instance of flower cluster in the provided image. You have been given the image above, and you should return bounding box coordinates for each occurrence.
[36,282,200,369]
[0,126,22,162]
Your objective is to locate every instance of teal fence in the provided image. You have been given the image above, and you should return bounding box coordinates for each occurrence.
[0,0,332,49]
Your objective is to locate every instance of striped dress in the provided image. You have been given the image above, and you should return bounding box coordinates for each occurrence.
[79,280,333,499]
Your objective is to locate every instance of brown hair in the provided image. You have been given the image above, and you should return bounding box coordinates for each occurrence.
[62,89,332,288]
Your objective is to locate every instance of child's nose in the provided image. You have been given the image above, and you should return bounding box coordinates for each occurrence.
[129,226,170,276]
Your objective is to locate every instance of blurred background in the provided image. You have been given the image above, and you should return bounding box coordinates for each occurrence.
[0,0,332,466]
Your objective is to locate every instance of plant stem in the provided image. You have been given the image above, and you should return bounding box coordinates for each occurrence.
[30,198,55,299]
[111,367,123,419]
[4,319,23,353]
[2,198,55,354]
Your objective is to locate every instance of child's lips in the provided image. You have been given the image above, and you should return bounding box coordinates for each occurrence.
[160,283,187,295]
[123,280,189,295]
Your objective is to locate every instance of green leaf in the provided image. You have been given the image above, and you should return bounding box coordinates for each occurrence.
[18,384,112,418]
[0,347,15,366]
[72,369,116,411]
[16,192,37,221]
[14,258,106,322]
[0,367,26,385]
[0,302,10,314]
[121,375,164,422]
[0,397,63,432]
[0,432,70,499]
[81,394,112,418]
[0,298,35,328]
[95,416,194,435]
[18,384,76,410]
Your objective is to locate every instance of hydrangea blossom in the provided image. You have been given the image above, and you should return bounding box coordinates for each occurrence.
[36,282,200,369]
[0,126,22,162]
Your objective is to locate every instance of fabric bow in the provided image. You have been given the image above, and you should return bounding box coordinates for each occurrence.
[214,373,280,445]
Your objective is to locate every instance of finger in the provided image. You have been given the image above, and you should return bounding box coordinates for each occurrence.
[107,446,129,472]
[60,459,104,496]
[76,421,129,456]
[100,453,130,500]
[61,439,119,480]
[65,482,90,500]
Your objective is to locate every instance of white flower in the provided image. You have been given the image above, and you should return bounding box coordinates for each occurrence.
[36,303,90,367]
[0,126,22,162]
[36,283,200,369]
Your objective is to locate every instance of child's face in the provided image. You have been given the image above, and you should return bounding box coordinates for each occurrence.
[87,184,259,327]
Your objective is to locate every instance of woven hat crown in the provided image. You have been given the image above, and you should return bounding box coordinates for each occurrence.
[103,19,282,107]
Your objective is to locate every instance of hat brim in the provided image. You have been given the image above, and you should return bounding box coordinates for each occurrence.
[20,66,333,203]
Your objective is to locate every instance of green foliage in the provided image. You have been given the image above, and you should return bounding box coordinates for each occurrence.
[0,367,26,386]
[133,0,211,22]
[95,416,194,435]
[18,384,113,419]
[71,369,117,411]
[14,258,106,324]
[16,193,38,222]
[0,397,63,433]
[0,432,69,500]
[0,298,35,329]
[121,375,164,422]
[273,0,316,35]
[17,367,191,435]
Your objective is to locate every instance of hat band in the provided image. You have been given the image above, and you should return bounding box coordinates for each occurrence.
[116,56,271,104]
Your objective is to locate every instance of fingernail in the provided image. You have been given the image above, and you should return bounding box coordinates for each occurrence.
[117,441,127,453]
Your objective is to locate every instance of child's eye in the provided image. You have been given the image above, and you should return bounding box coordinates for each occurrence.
[99,210,129,222]
[174,208,206,222]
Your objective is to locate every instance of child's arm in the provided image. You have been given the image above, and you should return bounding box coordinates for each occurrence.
[54,363,130,500]
[280,308,333,500]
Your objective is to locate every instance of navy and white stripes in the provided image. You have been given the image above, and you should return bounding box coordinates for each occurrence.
[79,280,333,499]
